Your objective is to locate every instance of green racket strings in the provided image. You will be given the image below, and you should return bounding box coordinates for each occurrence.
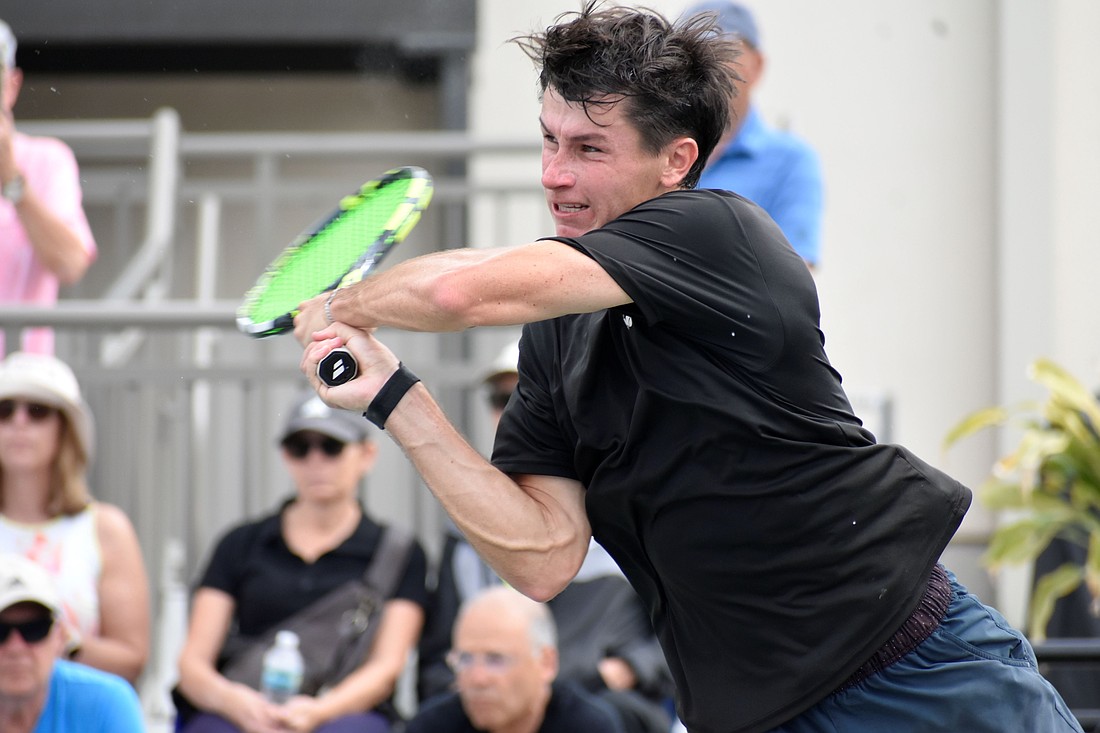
[244,176,415,327]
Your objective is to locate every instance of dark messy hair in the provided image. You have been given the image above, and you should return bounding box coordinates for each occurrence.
[512,1,741,189]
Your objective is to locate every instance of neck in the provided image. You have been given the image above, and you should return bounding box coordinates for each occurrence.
[0,689,48,733]
[287,495,360,527]
[493,685,551,733]
[282,497,362,563]
[0,468,53,522]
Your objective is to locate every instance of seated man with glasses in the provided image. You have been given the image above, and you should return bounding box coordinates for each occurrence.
[407,585,624,733]
[0,553,144,733]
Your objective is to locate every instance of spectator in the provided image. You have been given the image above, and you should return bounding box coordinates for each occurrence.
[0,19,97,355]
[0,351,149,683]
[0,552,145,733]
[176,390,428,733]
[687,1,824,268]
[406,586,624,733]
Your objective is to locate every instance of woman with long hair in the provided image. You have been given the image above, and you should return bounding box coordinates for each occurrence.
[0,351,149,683]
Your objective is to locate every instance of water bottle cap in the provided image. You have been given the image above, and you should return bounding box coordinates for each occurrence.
[275,630,300,647]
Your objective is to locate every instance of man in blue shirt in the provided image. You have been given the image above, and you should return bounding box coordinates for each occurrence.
[689,1,824,267]
[0,554,145,733]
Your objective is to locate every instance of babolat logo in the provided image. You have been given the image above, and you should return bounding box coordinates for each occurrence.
[329,358,348,380]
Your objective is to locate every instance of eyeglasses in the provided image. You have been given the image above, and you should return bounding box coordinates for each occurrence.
[446,650,517,674]
[486,390,513,411]
[0,399,58,423]
[281,433,346,459]
[0,616,54,645]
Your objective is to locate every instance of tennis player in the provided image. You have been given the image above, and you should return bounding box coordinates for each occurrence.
[295,4,1081,732]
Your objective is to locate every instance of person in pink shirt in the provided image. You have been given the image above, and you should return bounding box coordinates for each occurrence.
[0,19,96,356]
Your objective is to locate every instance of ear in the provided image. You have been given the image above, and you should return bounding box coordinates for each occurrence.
[356,439,379,474]
[740,48,765,89]
[661,137,699,189]
[537,645,559,683]
[2,67,22,110]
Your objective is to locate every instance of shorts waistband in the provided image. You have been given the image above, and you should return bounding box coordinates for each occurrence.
[833,564,952,694]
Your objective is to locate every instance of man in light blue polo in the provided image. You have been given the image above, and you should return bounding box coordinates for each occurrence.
[688,1,824,268]
[0,554,145,732]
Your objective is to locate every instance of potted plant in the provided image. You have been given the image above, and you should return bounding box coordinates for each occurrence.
[943,358,1100,640]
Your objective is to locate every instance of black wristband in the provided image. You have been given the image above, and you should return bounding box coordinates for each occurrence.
[364,363,421,429]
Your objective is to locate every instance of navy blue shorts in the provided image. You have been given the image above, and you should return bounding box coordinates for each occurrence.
[771,568,1083,733]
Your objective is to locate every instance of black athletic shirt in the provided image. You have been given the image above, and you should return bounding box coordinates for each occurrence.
[199,500,429,636]
[491,189,971,733]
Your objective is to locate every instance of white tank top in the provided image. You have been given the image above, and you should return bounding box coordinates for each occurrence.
[0,505,102,636]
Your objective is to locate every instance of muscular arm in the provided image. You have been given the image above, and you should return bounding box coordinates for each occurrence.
[301,328,592,602]
[388,386,592,601]
[295,240,630,343]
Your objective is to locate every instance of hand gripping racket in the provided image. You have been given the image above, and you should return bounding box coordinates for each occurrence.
[236,166,433,385]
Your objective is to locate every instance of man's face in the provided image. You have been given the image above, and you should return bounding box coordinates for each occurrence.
[451,606,555,733]
[0,602,61,705]
[540,88,686,238]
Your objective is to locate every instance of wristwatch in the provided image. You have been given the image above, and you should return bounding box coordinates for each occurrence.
[2,174,25,204]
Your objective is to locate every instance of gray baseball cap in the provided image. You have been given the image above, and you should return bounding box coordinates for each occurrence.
[280,390,371,444]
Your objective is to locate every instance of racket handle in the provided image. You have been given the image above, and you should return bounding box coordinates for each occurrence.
[318,348,359,386]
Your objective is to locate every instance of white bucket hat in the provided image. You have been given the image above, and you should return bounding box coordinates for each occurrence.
[0,553,62,616]
[0,19,16,70]
[0,352,95,461]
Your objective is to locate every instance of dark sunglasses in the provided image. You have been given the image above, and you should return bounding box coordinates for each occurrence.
[487,390,513,411]
[0,399,58,422]
[281,433,346,459]
[0,616,54,644]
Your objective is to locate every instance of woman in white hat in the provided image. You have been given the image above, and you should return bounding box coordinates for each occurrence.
[0,351,149,683]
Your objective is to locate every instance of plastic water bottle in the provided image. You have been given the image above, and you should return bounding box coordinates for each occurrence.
[261,630,304,703]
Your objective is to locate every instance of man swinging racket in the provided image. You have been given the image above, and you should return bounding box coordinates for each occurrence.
[294,4,1081,732]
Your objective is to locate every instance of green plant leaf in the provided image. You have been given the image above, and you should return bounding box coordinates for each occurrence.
[946,357,1100,639]
[1029,563,1084,641]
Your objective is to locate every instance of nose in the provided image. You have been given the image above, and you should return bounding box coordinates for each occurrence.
[541,150,575,190]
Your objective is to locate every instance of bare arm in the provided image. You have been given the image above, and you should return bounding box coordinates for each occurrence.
[177,588,284,733]
[81,503,150,683]
[301,326,592,601]
[294,240,629,344]
[0,113,94,285]
[276,600,424,732]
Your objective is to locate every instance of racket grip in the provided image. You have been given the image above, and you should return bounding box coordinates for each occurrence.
[318,348,359,386]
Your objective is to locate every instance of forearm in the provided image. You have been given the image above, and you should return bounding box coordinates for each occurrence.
[311,660,399,721]
[317,241,629,336]
[177,652,251,718]
[386,384,589,601]
[12,188,93,284]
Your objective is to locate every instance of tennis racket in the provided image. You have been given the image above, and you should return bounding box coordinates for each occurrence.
[237,166,433,386]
